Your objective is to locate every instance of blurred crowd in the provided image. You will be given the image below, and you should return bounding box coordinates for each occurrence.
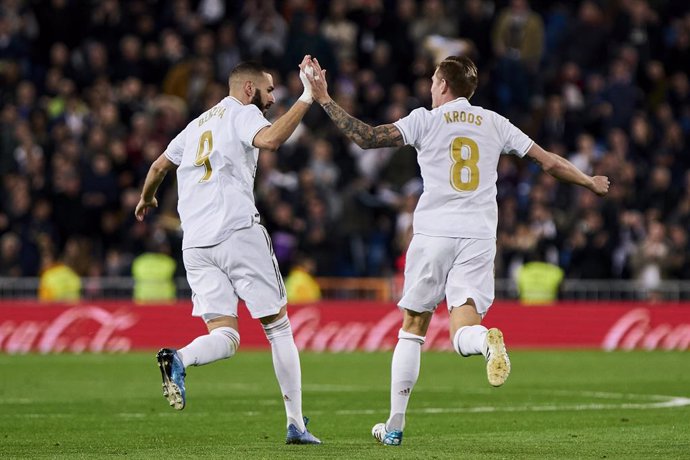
[1,0,689,291]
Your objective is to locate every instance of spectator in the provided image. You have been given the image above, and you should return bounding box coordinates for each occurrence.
[665,19,690,76]
[88,0,125,55]
[667,223,690,279]
[38,261,81,301]
[0,232,22,276]
[37,235,81,302]
[409,0,457,46]
[268,201,303,274]
[603,58,642,130]
[516,248,564,305]
[302,190,338,274]
[565,208,614,279]
[215,22,241,83]
[321,0,358,62]
[285,254,321,303]
[381,0,416,85]
[631,220,671,299]
[613,0,662,65]
[561,0,609,74]
[131,240,177,303]
[458,0,493,66]
[640,166,677,220]
[113,35,144,82]
[569,134,599,175]
[308,137,339,190]
[284,14,336,78]
[492,0,544,114]
[240,3,288,68]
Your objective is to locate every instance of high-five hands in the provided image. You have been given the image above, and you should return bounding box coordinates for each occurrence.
[303,57,330,105]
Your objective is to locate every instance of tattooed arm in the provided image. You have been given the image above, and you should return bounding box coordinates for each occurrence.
[320,100,404,149]
[526,143,610,196]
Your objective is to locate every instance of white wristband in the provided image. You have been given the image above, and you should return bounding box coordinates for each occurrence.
[298,66,314,104]
[298,89,313,104]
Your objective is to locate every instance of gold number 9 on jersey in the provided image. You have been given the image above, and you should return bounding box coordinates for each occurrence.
[450,136,479,191]
[195,130,213,182]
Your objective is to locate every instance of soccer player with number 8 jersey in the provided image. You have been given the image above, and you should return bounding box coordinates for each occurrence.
[304,55,610,446]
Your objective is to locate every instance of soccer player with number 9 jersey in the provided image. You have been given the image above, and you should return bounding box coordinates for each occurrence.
[135,57,321,444]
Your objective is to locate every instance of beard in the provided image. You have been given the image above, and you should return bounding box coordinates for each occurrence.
[251,89,269,113]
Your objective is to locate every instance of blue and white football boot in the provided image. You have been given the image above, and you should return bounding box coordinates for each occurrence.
[156,348,186,410]
[372,423,403,446]
[286,417,322,444]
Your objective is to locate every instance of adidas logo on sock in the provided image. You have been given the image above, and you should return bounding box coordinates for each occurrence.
[398,388,411,396]
[283,394,291,401]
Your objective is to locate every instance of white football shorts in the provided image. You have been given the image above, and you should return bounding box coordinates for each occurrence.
[398,234,496,316]
[183,223,287,319]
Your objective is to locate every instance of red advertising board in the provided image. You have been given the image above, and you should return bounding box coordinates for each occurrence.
[1,301,689,353]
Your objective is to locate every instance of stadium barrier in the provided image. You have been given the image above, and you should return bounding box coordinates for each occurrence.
[1,300,689,354]
[3,277,690,300]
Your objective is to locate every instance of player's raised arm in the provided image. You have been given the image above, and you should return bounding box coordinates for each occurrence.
[135,153,177,221]
[525,143,610,196]
[306,58,404,149]
[253,55,314,151]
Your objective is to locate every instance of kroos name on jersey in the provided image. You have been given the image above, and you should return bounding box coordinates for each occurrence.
[443,110,482,126]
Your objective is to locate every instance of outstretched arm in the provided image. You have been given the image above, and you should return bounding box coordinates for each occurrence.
[526,143,610,196]
[253,55,313,151]
[321,100,403,149]
[135,153,177,221]
[253,101,311,151]
[307,58,404,149]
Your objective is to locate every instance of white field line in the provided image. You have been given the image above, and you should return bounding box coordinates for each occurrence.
[6,391,690,419]
[0,398,33,404]
[335,396,690,415]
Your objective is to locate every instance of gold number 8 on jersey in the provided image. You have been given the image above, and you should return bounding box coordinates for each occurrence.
[450,136,479,191]
[195,130,213,182]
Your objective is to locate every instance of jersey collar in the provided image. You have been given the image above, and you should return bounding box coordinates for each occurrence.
[226,96,243,105]
[440,97,469,108]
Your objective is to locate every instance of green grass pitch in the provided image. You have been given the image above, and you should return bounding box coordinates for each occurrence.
[1,350,688,459]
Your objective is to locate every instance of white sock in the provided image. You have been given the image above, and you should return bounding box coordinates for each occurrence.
[263,315,305,431]
[453,325,488,357]
[178,327,240,368]
[386,329,425,432]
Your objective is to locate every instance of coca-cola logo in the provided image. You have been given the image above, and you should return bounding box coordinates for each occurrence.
[602,308,690,351]
[290,307,453,352]
[0,306,137,354]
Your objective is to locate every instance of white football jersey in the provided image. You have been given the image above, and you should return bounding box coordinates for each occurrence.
[394,97,534,239]
[164,96,271,250]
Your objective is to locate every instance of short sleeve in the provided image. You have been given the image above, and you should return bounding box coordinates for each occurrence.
[163,127,187,165]
[495,113,534,158]
[393,107,428,147]
[236,104,271,147]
